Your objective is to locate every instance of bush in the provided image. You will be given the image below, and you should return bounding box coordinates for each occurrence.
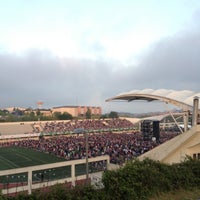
[102,158,173,200]
[102,158,200,200]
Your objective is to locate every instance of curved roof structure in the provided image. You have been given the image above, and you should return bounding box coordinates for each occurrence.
[106,89,200,111]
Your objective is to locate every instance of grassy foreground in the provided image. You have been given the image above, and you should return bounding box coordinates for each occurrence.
[150,188,200,200]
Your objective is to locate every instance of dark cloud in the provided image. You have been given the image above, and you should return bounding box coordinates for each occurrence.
[0,50,127,111]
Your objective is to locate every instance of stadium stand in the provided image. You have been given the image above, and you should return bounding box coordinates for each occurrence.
[0,122,33,135]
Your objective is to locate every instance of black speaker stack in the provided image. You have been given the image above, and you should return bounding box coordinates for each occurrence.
[141,120,160,142]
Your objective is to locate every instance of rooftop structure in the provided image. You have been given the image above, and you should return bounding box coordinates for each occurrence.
[106,88,200,111]
[106,89,200,132]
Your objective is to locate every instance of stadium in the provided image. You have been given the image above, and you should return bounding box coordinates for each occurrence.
[0,89,200,196]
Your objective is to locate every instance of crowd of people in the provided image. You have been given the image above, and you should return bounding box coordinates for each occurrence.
[0,128,179,165]
[41,118,135,134]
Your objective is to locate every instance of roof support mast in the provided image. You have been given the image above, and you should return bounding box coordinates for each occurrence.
[183,111,189,132]
[164,102,183,134]
[192,96,199,126]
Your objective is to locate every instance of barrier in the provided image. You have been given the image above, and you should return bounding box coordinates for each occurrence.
[0,155,109,195]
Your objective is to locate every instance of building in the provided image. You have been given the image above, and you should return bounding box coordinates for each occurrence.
[52,106,102,117]
[24,108,52,117]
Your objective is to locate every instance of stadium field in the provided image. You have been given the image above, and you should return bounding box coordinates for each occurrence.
[0,147,66,170]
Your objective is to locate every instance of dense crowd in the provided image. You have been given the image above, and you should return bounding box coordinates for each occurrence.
[41,118,135,134]
[0,130,179,165]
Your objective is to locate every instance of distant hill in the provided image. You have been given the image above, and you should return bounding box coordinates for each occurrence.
[117,109,183,118]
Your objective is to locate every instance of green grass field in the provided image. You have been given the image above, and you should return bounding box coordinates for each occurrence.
[0,147,90,184]
[0,147,66,170]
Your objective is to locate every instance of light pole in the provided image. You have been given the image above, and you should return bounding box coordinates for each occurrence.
[74,128,89,184]
[85,131,89,183]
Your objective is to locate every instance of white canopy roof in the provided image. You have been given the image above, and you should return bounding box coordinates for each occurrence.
[106,89,200,111]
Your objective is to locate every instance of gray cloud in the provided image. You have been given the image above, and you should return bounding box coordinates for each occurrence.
[1,13,200,114]
[0,50,127,111]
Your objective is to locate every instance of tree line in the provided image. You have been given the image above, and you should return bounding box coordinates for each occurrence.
[0,108,119,122]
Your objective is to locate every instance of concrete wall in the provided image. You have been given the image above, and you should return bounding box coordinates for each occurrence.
[0,122,33,135]
[0,120,70,136]
[0,155,109,195]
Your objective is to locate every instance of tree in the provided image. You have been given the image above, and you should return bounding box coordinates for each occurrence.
[30,111,35,120]
[61,112,73,120]
[108,111,118,118]
[53,112,73,120]
[53,112,61,120]
[86,108,91,119]
[100,114,108,119]
[36,109,41,116]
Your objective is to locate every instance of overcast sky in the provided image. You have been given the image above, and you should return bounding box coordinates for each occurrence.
[0,0,200,114]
